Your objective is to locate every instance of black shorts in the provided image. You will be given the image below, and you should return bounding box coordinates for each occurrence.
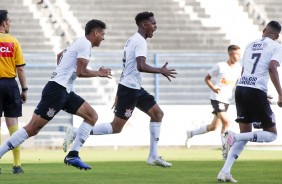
[210,99,229,115]
[0,78,22,117]
[114,84,156,120]
[235,86,275,129]
[34,81,85,121]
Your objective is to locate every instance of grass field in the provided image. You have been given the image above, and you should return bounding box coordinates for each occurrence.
[1,147,282,184]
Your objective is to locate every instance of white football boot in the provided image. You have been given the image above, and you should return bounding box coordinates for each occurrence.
[63,127,75,152]
[217,171,238,183]
[147,156,172,168]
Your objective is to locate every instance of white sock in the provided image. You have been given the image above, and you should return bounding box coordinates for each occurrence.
[0,128,28,158]
[149,122,161,159]
[72,127,78,135]
[70,122,93,152]
[235,131,277,143]
[71,123,113,136]
[221,133,225,147]
[191,125,208,137]
[90,123,113,135]
[221,140,247,173]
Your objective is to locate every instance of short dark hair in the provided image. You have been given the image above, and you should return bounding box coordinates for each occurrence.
[85,19,106,35]
[0,10,8,25]
[266,20,281,34]
[135,11,154,26]
[228,45,240,53]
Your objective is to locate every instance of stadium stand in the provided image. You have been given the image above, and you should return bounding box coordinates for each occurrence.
[65,0,230,51]
[239,0,268,28]
[239,0,282,42]
[1,0,53,52]
[252,0,282,28]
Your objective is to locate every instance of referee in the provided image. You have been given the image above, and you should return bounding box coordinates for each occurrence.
[0,10,27,174]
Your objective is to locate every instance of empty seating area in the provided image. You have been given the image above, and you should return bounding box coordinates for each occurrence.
[252,0,282,25]
[1,0,53,52]
[66,0,229,52]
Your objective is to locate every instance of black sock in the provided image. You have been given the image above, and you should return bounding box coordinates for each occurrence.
[67,151,79,157]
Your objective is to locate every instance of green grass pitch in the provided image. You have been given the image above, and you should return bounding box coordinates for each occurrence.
[0,147,281,184]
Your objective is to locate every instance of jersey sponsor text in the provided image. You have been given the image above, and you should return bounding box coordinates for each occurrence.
[238,76,257,86]
[0,42,14,57]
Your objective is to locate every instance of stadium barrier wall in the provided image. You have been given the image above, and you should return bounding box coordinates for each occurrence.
[73,105,282,147]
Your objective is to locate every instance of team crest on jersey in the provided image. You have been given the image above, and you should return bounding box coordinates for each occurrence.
[46,108,56,118]
[218,103,225,110]
[124,109,133,118]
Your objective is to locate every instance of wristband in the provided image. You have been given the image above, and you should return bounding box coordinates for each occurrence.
[22,87,28,92]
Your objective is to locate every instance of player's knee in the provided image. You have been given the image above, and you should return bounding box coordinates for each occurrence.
[91,112,98,123]
[84,110,98,125]
[153,110,164,122]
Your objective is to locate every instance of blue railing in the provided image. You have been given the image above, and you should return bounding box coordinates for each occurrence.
[24,51,227,103]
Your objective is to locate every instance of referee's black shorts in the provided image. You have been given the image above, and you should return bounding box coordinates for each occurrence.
[0,78,22,117]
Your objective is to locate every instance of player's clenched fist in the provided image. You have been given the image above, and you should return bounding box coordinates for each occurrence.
[99,66,112,78]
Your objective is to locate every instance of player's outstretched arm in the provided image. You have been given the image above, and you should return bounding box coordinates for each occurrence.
[136,57,177,81]
[160,62,177,82]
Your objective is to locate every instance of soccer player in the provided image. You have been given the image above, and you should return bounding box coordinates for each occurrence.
[0,10,27,174]
[64,11,177,167]
[217,21,282,182]
[0,19,112,171]
[185,45,241,160]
